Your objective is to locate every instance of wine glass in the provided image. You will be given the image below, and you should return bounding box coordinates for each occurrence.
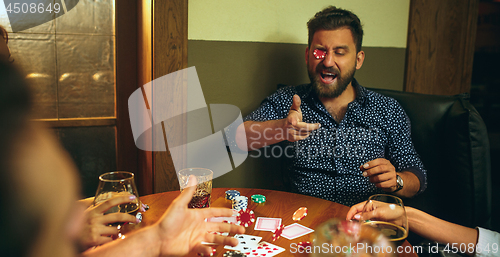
[93,171,141,234]
[360,194,408,246]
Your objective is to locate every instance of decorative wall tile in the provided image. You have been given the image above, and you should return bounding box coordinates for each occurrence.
[55,0,114,35]
[57,34,114,118]
[8,33,57,119]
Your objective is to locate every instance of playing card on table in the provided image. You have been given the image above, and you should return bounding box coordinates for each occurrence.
[206,216,237,224]
[254,217,282,231]
[224,234,262,252]
[250,241,286,257]
[281,223,314,240]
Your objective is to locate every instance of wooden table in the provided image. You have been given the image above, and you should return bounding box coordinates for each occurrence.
[136,188,418,257]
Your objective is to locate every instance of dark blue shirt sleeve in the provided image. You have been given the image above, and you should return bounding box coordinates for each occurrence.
[386,100,427,194]
[244,87,294,122]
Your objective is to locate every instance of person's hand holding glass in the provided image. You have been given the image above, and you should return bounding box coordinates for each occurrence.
[78,171,142,250]
[78,194,140,251]
[347,194,408,245]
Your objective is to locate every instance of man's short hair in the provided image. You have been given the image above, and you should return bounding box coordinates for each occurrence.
[307,6,364,52]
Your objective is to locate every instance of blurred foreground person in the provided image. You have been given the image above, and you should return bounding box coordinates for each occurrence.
[0,24,152,252]
[347,201,499,257]
[0,25,11,61]
[0,60,244,257]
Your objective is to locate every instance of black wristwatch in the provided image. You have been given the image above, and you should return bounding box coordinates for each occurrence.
[393,174,404,192]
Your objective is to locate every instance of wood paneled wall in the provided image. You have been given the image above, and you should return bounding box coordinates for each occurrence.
[152,0,188,193]
[137,0,188,193]
[116,0,141,193]
[405,0,479,95]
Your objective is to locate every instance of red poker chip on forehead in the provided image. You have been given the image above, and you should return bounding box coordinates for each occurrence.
[235,209,255,227]
[272,224,285,241]
[293,207,308,221]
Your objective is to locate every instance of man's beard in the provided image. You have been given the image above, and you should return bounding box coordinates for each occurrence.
[308,63,356,98]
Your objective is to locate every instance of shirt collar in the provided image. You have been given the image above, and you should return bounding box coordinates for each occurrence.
[352,78,368,105]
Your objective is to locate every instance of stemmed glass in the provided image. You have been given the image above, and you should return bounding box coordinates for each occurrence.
[360,194,408,245]
[93,171,141,238]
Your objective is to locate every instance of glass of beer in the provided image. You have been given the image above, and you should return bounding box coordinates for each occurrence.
[177,168,213,208]
[93,171,141,216]
[360,194,408,246]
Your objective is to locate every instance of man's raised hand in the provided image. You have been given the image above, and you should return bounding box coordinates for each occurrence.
[284,94,321,142]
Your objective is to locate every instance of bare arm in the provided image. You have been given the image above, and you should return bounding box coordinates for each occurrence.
[347,205,478,257]
[406,207,478,256]
[235,95,320,151]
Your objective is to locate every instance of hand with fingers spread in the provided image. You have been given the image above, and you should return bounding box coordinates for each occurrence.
[284,94,321,142]
[360,158,397,192]
[156,176,245,256]
[78,194,140,251]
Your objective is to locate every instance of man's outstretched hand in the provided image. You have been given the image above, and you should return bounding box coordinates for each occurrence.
[156,176,245,256]
[284,94,321,142]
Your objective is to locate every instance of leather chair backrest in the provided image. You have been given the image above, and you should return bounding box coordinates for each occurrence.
[370,88,491,228]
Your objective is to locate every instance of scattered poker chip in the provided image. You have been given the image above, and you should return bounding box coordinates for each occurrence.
[293,207,308,221]
[136,212,143,223]
[251,194,266,203]
[272,224,285,241]
[222,251,245,257]
[236,209,255,227]
[298,241,312,250]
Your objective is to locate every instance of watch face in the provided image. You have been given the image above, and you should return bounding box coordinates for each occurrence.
[397,175,403,188]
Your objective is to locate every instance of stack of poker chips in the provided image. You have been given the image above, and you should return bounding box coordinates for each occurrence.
[250,194,266,203]
[232,195,248,211]
[225,190,240,201]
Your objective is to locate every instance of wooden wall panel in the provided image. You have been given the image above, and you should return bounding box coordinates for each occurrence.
[405,0,479,95]
[135,0,154,195]
[153,0,188,193]
[116,0,144,194]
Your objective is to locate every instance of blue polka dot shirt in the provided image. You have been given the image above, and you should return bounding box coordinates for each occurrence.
[244,79,427,206]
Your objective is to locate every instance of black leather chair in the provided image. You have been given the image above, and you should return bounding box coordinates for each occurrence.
[370,88,492,234]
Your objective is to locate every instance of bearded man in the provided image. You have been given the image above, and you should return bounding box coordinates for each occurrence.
[235,6,426,206]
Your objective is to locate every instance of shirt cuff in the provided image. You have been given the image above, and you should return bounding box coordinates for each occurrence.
[402,166,426,194]
[475,227,500,257]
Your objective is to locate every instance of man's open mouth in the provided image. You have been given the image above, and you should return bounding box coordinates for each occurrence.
[320,71,338,84]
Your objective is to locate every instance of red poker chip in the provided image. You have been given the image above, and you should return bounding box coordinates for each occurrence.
[272,224,285,241]
[298,241,312,251]
[313,49,326,59]
[236,209,255,227]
